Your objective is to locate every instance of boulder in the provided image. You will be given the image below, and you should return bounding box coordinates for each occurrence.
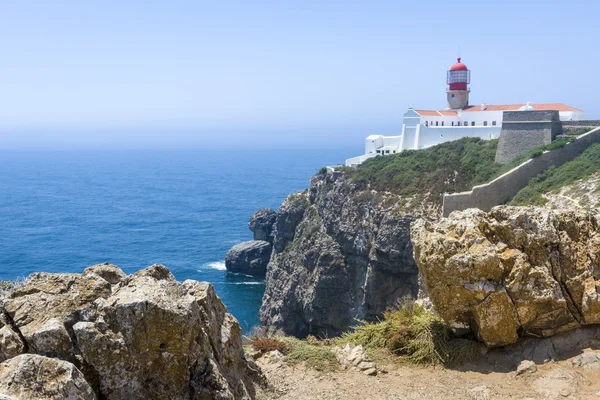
[83,262,127,285]
[0,354,96,400]
[225,241,272,276]
[1,265,259,400]
[411,206,600,347]
[4,271,113,359]
[248,208,277,243]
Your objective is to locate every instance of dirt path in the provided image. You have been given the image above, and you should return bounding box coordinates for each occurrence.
[255,353,600,400]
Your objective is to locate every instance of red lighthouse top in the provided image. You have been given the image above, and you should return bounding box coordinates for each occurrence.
[449,57,468,71]
[447,57,470,91]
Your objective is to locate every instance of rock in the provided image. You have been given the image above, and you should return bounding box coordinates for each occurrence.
[0,325,24,362]
[532,368,583,400]
[363,368,377,376]
[411,206,600,347]
[260,350,285,366]
[516,360,537,376]
[572,352,600,369]
[83,262,127,285]
[332,343,376,375]
[1,265,260,400]
[249,208,277,243]
[226,240,272,276]
[4,272,112,359]
[0,354,97,400]
[260,171,426,337]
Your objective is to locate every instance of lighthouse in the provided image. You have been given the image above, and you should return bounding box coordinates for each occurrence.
[446,57,470,109]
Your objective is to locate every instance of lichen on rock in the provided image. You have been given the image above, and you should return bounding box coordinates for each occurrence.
[411,206,600,347]
[0,264,260,399]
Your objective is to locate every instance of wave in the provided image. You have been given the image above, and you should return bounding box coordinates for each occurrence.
[228,281,264,285]
[201,261,226,271]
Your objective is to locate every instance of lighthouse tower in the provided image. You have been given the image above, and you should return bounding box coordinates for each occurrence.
[446,57,470,109]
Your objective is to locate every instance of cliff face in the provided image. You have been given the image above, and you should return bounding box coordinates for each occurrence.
[412,206,600,347]
[259,171,437,337]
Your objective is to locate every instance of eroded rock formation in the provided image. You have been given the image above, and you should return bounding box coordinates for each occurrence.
[412,206,600,347]
[0,263,259,399]
[259,171,436,337]
[226,241,272,276]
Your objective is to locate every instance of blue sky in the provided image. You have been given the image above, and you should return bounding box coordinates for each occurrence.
[1,1,598,149]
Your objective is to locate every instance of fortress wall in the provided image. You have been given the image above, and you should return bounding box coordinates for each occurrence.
[562,120,600,128]
[443,126,600,216]
[494,111,562,164]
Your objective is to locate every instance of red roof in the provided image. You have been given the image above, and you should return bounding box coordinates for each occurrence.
[413,103,583,116]
[449,57,468,71]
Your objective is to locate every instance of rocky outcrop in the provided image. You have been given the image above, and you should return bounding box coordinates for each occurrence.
[226,241,272,276]
[0,354,97,400]
[225,209,277,277]
[249,209,277,243]
[411,206,600,347]
[260,171,436,337]
[0,263,259,399]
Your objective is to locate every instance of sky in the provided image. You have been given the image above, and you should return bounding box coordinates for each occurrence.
[1,0,598,149]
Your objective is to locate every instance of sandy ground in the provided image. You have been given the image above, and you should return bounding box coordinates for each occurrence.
[254,352,600,400]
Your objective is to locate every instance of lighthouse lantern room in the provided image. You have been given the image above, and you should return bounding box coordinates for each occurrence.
[446,57,471,109]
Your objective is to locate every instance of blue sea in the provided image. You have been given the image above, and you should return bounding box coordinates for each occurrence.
[0,148,354,331]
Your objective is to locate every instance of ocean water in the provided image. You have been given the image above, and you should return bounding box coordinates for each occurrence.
[0,148,354,331]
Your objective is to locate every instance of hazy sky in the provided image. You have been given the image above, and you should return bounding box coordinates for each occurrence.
[1,1,598,149]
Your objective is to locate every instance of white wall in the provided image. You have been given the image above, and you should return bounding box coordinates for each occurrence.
[417,126,501,149]
[365,136,384,154]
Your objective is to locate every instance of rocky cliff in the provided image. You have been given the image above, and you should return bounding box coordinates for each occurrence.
[412,206,600,347]
[0,263,260,400]
[259,170,439,338]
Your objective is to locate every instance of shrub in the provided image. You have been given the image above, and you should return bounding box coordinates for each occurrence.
[279,337,338,371]
[510,144,600,206]
[336,304,479,366]
[249,337,288,354]
[342,137,534,206]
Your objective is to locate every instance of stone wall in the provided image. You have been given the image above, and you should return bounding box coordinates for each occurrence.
[563,120,600,128]
[443,127,600,216]
[495,110,562,164]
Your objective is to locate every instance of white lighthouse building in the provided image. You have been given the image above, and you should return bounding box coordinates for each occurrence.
[345,58,586,167]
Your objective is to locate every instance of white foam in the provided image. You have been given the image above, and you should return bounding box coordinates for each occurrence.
[203,261,226,271]
[230,281,264,285]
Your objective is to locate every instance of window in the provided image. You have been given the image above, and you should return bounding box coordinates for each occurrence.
[464,121,469,126]
[386,150,390,154]
[452,121,454,126]
[484,121,488,126]
[425,121,428,127]
[471,121,475,126]
[436,121,439,126]
[393,150,396,153]
[492,121,497,126]
[451,94,455,98]
[441,121,444,126]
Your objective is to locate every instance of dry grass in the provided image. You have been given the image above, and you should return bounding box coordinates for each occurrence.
[335,304,480,366]
[249,337,288,354]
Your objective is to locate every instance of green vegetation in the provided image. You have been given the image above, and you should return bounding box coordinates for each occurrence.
[510,143,600,206]
[282,337,339,371]
[249,304,480,370]
[564,127,594,136]
[341,137,531,204]
[336,304,479,366]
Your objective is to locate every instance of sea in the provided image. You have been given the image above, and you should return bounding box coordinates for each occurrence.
[0,148,355,331]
